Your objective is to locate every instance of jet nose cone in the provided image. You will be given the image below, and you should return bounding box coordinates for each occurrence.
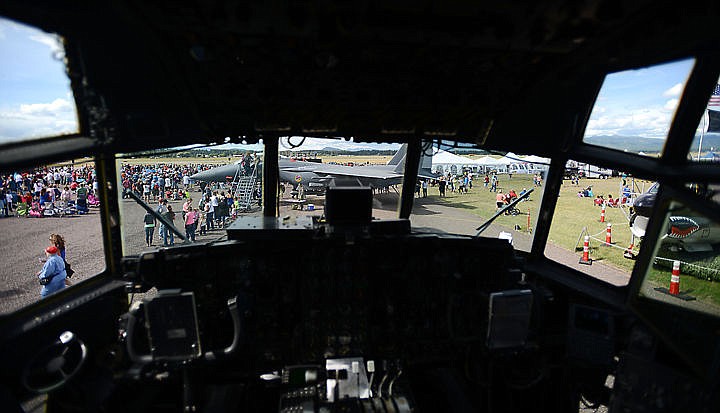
[633,193,656,217]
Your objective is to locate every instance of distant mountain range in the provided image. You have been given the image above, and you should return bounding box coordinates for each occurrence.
[584,134,720,153]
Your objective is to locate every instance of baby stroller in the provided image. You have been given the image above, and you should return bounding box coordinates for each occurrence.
[63,201,78,216]
[42,204,58,217]
[29,202,43,218]
[504,204,521,216]
[87,193,101,207]
[15,202,29,217]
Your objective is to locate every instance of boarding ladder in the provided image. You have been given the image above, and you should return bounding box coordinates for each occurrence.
[232,162,260,211]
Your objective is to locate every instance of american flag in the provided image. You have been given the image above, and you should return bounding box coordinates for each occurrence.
[710,84,720,106]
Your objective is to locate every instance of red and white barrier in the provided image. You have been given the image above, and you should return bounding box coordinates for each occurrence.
[669,260,680,295]
[605,223,612,245]
[579,235,592,265]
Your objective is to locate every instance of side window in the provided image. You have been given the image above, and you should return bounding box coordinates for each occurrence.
[0,160,106,314]
[116,143,264,255]
[545,161,648,286]
[583,59,695,157]
[0,17,79,143]
[638,193,720,316]
[0,18,100,314]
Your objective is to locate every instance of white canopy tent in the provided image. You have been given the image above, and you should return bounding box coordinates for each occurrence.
[521,155,551,173]
[431,149,483,175]
[476,155,502,166]
[489,152,527,174]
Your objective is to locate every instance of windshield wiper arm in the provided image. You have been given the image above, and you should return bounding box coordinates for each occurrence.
[475,188,534,236]
[127,190,187,242]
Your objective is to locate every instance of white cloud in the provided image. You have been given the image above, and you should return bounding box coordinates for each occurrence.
[0,98,78,143]
[663,83,684,97]
[19,98,73,115]
[586,106,673,138]
[29,33,64,58]
[664,98,679,110]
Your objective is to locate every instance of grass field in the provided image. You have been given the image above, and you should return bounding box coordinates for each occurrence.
[427,174,720,309]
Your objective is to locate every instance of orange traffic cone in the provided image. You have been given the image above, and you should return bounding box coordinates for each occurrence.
[600,203,606,223]
[605,223,612,245]
[669,260,680,295]
[579,235,592,265]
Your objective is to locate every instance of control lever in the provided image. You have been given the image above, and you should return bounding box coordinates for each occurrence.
[125,294,242,364]
[366,360,375,397]
[377,360,389,398]
[388,363,402,397]
[204,296,242,360]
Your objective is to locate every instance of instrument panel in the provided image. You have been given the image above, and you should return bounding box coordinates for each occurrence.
[134,233,519,369]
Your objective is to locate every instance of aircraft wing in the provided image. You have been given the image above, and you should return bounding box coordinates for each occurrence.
[292,164,404,180]
[418,169,441,180]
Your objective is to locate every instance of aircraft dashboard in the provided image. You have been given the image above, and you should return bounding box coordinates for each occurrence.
[4,222,538,411]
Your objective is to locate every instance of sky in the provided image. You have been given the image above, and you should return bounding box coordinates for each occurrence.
[0,17,78,143]
[585,58,697,140]
[0,17,713,152]
[212,137,401,152]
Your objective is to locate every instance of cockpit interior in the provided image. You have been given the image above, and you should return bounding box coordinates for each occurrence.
[1,1,720,412]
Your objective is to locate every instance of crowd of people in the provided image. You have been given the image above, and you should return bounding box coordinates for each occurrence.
[0,164,100,218]
[120,154,259,203]
[142,188,249,246]
[120,161,263,247]
[422,172,475,198]
[576,185,633,207]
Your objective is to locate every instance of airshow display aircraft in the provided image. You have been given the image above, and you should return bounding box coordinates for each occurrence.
[630,183,720,252]
[190,144,437,192]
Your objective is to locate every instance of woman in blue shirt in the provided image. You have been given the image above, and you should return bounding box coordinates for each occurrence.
[37,245,66,298]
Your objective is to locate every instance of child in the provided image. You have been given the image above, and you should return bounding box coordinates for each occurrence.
[198,207,207,236]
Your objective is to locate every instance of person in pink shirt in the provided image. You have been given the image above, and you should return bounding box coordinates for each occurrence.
[184,207,199,241]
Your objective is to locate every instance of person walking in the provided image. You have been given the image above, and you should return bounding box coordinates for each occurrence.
[198,205,207,236]
[143,210,156,246]
[162,205,176,246]
[49,233,74,280]
[206,196,215,230]
[184,207,198,241]
[37,245,66,298]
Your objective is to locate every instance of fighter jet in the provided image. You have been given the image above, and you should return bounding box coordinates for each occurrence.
[190,144,437,193]
[630,183,720,251]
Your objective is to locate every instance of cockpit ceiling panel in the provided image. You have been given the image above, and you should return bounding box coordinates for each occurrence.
[1,0,718,152]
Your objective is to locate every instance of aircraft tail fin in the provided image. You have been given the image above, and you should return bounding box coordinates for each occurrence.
[419,145,434,171]
[387,144,408,166]
[389,143,436,176]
